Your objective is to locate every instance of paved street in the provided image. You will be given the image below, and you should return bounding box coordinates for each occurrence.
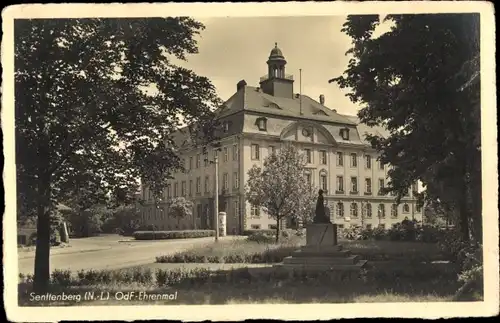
[18,235,238,274]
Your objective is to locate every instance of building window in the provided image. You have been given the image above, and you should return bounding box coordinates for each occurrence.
[223,121,230,133]
[233,144,239,161]
[365,155,371,169]
[320,173,327,192]
[391,204,398,218]
[174,182,178,197]
[256,117,267,131]
[336,176,344,192]
[320,150,327,164]
[340,128,350,140]
[250,204,260,217]
[366,224,372,230]
[336,202,344,217]
[365,178,372,194]
[268,224,277,230]
[189,180,193,197]
[336,152,343,166]
[379,223,386,229]
[404,188,409,197]
[166,184,171,199]
[196,154,201,168]
[251,224,261,230]
[223,173,229,190]
[251,144,260,160]
[188,156,193,170]
[197,204,202,219]
[403,203,410,213]
[234,200,240,218]
[350,203,358,217]
[233,172,239,189]
[196,177,201,194]
[416,204,422,212]
[223,147,228,162]
[181,181,186,197]
[204,152,209,167]
[268,145,275,156]
[350,153,357,167]
[378,179,385,195]
[304,149,312,163]
[365,203,372,218]
[305,172,312,187]
[378,204,386,218]
[337,224,344,229]
[350,177,358,193]
[204,176,210,193]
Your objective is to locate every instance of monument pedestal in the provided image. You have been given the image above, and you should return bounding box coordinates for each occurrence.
[275,223,367,272]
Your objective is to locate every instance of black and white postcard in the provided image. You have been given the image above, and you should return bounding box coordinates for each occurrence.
[2,2,498,321]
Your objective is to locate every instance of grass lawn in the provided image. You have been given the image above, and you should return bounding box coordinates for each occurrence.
[18,263,461,306]
[156,235,448,264]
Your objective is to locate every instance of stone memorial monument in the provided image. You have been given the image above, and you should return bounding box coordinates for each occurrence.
[275,189,367,272]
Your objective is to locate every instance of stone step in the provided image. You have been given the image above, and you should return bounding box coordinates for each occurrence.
[274,261,367,272]
[283,255,360,265]
[299,245,343,252]
[291,249,351,258]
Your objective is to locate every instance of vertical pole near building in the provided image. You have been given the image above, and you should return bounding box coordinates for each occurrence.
[214,153,219,242]
[299,68,303,115]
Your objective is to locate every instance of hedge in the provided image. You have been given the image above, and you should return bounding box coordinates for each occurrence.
[242,229,276,236]
[133,230,215,240]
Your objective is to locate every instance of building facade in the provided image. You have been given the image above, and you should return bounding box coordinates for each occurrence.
[140,43,422,233]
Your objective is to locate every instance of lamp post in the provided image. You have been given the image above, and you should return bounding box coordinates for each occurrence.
[204,147,221,242]
[214,153,219,242]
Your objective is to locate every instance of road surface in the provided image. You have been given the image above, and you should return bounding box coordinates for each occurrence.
[18,235,238,274]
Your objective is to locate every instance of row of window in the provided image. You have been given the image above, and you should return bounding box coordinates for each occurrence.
[186,144,239,170]
[309,175,413,197]
[163,172,240,199]
[250,143,385,169]
[334,202,420,218]
[248,202,421,219]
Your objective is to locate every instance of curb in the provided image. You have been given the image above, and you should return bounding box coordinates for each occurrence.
[18,246,113,259]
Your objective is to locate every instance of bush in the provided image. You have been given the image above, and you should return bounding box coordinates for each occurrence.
[51,269,72,286]
[242,229,276,236]
[246,232,275,244]
[133,230,215,240]
[341,226,363,240]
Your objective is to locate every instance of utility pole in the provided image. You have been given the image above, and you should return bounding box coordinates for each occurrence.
[214,153,219,242]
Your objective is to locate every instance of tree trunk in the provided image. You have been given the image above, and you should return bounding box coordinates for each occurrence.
[275,217,280,243]
[33,201,51,293]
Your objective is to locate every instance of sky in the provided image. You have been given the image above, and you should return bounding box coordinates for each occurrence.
[171,16,391,116]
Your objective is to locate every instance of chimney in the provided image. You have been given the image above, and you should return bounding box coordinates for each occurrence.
[237,80,247,92]
[319,94,325,105]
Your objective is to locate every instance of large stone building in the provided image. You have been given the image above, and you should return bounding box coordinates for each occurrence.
[140,43,422,233]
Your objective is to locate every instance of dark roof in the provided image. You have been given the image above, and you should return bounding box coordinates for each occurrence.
[217,85,357,125]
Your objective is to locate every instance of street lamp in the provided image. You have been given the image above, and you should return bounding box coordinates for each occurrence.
[204,147,221,242]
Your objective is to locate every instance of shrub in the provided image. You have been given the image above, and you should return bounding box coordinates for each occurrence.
[133,230,215,240]
[342,226,363,240]
[371,227,388,240]
[246,232,275,244]
[242,229,275,236]
[51,269,72,286]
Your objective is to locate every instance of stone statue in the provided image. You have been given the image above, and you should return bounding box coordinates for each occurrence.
[313,189,331,223]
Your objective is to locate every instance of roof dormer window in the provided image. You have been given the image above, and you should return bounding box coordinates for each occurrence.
[222,121,230,133]
[340,127,350,140]
[256,117,267,131]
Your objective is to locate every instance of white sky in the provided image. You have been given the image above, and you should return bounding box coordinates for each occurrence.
[170,16,392,116]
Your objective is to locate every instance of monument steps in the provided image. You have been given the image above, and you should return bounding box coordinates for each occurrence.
[283,255,360,265]
[274,260,368,272]
[291,249,351,258]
